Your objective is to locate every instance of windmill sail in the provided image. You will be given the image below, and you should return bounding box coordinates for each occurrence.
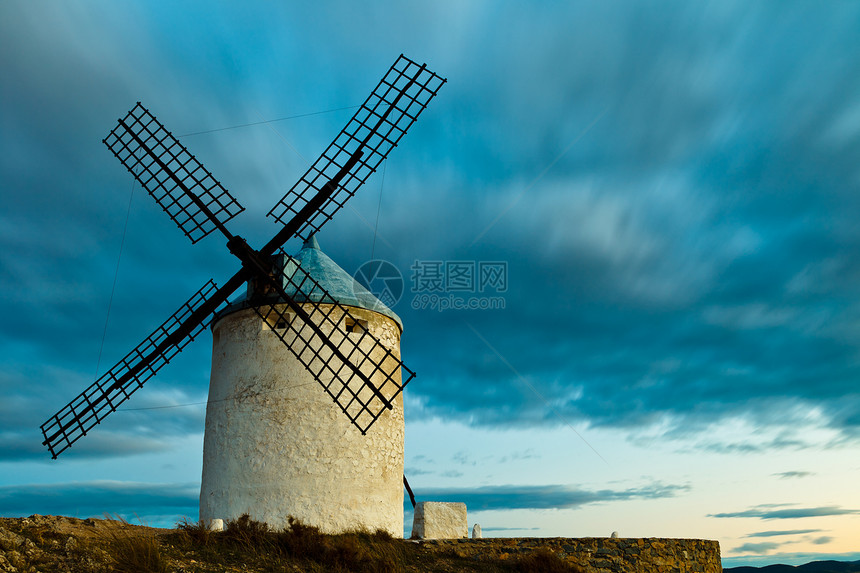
[267,54,446,240]
[253,251,416,434]
[40,280,221,458]
[104,103,245,244]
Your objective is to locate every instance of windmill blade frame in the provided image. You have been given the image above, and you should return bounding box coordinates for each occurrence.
[40,280,221,458]
[104,102,246,244]
[252,251,416,434]
[267,54,446,240]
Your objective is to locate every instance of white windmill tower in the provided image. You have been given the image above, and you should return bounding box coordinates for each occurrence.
[40,56,444,535]
[200,235,407,534]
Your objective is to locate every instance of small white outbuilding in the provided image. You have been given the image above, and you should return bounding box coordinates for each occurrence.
[199,236,405,535]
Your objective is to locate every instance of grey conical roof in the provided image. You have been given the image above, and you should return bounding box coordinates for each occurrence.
[219,236,402,329]
[284,236,402,328]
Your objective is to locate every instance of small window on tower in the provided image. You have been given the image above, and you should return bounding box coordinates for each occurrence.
[262,311,293,332]
[344,316,368,334]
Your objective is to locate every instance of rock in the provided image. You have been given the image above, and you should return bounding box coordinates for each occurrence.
[0,527,26,552]
[411,502,468,539]
[0,551,18,573]
[611,531,619,538]
[472,523,482,539]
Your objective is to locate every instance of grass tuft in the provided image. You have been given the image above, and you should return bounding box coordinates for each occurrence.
[175,517,212,547]
[222,513,272,554]
[514,547,583,573]
[102,518,167,573]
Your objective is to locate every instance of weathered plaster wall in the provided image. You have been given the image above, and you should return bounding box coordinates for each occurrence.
[418,537,722,572]
[199,304,404,536]
[412,502,468,539]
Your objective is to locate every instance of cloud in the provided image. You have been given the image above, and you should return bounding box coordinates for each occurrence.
[773,471,815,480]
[452,451,477,466]
[404,467,435,476]
[711,506,860,520]
[733,541,781,555]
[4,0,860,479]
[0,372,207,462]
[412,482,689,511]
[0,481,198,526]
[498,449,540,463]
[746,529,822,538]
[375,2,860,448]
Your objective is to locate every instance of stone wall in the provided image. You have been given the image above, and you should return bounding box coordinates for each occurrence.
[416,537,721,572]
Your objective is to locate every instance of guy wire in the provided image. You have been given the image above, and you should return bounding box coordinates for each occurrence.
[94,176,136,379]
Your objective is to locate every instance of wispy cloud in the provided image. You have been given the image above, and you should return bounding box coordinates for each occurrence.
[746,529,822,538]
[413,482,689,511]
[712,505,860,520]
[773,471,815,479]
[733,541,782,555]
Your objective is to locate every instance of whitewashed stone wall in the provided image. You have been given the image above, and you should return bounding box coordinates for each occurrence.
[412,502,468,539]
[199,304,405,536]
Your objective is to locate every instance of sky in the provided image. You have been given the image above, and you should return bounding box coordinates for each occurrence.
[2,1,860,568]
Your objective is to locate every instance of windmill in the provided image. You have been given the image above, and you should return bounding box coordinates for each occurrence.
[40,56,444,485]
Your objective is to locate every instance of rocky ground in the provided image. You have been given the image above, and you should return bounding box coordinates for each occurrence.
[0,514,585,573]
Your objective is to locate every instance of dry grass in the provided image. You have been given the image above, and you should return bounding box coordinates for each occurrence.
[514,547,583,573]
[172,514,406,572]
[101,518,167,573]
[0,514,601,572]
[167,515,589,572]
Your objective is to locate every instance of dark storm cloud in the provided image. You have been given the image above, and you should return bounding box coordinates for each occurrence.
[711,506,860,520]
[0,481,197,524]
[0,362,207,461]
[4,0,860,464]
[412,482,688,511]
[373,2,860,449]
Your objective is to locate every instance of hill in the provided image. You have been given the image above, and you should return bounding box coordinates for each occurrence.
[725,560,860,573]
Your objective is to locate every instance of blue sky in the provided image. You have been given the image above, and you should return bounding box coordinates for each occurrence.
[2,1,860,567]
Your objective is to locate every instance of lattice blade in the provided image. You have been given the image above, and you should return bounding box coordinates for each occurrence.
[268,54,445,239]
[104,103,245,244]
[41,280,220,458]
[254,253,415,434]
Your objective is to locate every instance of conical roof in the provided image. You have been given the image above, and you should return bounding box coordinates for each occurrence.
[218,236,402,330]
